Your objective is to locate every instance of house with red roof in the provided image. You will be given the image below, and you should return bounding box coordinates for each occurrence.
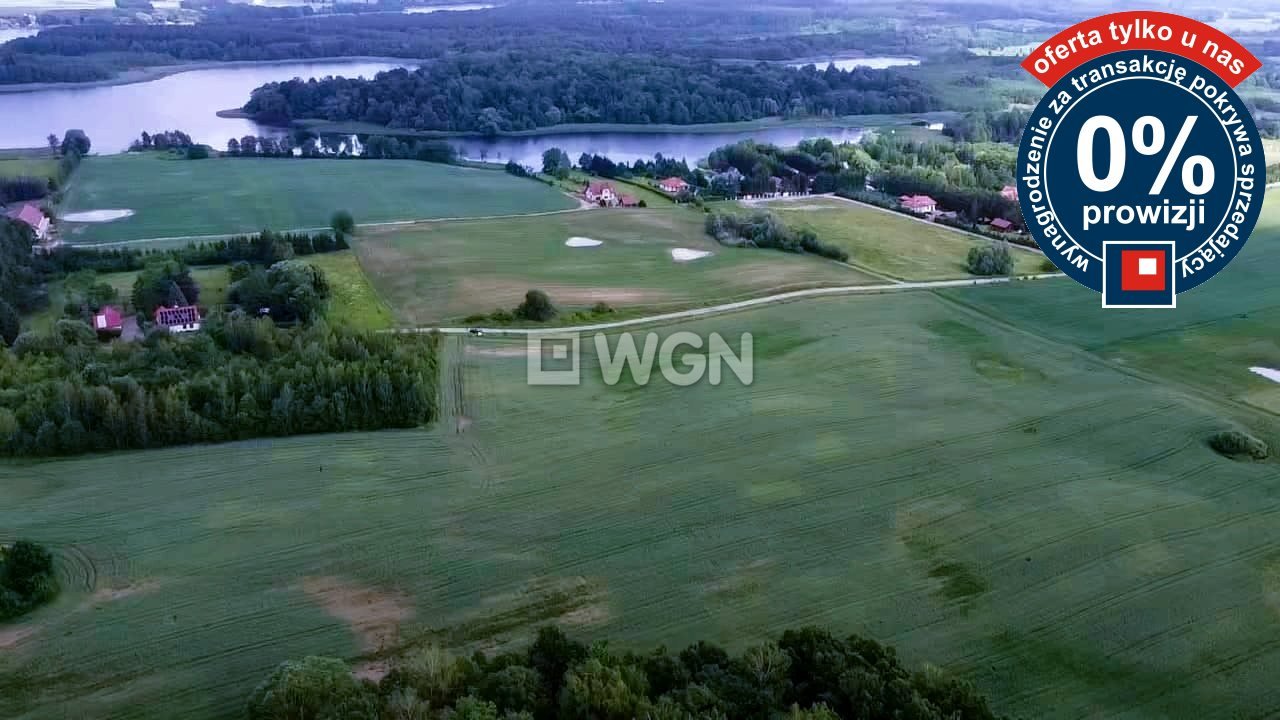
[584,181,618,206]
[154,305,201,333]
[93,305,125,338]
[989,217,1016,232]
[898,194,937,214]
[5,203,49,240]
[1000,185,1018,202]
[619,194,640,207]
[658,177,689,194]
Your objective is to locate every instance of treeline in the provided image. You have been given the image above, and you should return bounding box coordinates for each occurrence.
[244,51,937,134]
[0,315,438,457]
[706,138,869,197]
[246,625,1005,720]
[224,134,458,164]
[128,129,195,151]
[706,211,848,262]
[0,2,954,85]
[44,229,348,275]
[0,129,88,204]
[943,109,1031,144]
[863,134,1018,223]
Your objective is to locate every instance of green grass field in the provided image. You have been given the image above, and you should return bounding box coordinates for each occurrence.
[0,157,58,181]
[354,207,873,324]
[57,155,578,244]
[3,287,1280,719]
[307,251,395,331]
[752,196,1044,280]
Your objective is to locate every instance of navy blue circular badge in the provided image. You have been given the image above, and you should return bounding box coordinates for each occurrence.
[1017,50,1264,299]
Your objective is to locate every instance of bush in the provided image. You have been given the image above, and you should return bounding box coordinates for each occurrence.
[331,210,356,236]
[1039,257,1058,273]
[1208,429,1269,460]
[246,656,367,720]
[0,540,60,621]
[966,242,1013,276]
[515,290,557,322]
[704,210,848,262]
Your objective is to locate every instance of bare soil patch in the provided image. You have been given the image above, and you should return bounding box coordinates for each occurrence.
[302,576,414,653]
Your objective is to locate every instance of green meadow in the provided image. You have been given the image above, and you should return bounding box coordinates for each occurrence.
[57,155,577,244]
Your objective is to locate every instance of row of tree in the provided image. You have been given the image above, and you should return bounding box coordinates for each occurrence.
[45,228,349,277]
[246,625,1005,720]
[705,211,848,262]
[243,52,937,135]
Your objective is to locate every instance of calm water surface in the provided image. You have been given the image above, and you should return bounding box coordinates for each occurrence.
[0,60,406,152]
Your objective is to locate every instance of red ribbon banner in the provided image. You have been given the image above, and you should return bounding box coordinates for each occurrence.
[1021,11,1261,88]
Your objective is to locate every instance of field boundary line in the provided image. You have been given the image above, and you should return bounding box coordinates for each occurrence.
[394,273,1064,336]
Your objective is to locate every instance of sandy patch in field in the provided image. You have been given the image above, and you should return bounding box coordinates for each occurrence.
[62,209,135,223]
[352,660,392,683]
[302,576,414,653]
[671,248,712,262]
[1249,367,1280,383]
[88,579,161,604]
[0,624,40,649]
[566,236,603,247]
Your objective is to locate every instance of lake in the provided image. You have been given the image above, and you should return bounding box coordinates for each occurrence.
[787,56,920,71]
[0,60,406,152]
[451,126,868,168]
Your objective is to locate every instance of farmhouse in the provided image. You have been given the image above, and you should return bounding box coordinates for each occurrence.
[658,176,689,193]
[619,194,640,207]
[5,203,49,240]
[990,217,1015,232]
[93,305,125,338]
[1001,185,1018,202]
[584,182,618,206]
[154,305,201,333]
[899,194,937,214]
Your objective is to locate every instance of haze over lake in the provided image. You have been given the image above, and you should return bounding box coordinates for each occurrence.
[0,60,406,152]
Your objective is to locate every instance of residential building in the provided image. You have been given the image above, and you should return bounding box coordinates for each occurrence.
[990,218,1015,232]
[1000,185,1018,202]
[93,305,125,338]
[584,182,617,206]
[898,194,937,214]
[154,305,201,333]
[5,203,49,240]
[658,176,689,193]
[619,194,640,207]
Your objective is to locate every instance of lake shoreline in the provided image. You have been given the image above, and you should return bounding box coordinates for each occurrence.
[0,55,418,94]
[290,111,958,140]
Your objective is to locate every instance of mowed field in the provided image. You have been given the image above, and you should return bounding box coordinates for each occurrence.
[3,285,1280,719]
[753,196,1044,280]
[57,155,577,244]
[355,208,873,324]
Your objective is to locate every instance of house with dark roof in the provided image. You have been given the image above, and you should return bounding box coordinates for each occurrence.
[989,217,1016,232]
[5,203,49,240]
[154,305,201,333]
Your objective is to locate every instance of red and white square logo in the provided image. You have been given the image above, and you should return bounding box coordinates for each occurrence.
[1120,250,1166,292]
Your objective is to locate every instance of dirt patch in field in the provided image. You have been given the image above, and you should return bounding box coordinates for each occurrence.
[302,576,414,653]
[352,660,392,683]
[0,623,40,650]
[88,579,161,605]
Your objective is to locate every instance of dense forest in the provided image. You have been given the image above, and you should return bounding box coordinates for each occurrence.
[244,52,936,133]
[247,625,1006,720]
[0,314,438,457]
[0,1,996,84]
